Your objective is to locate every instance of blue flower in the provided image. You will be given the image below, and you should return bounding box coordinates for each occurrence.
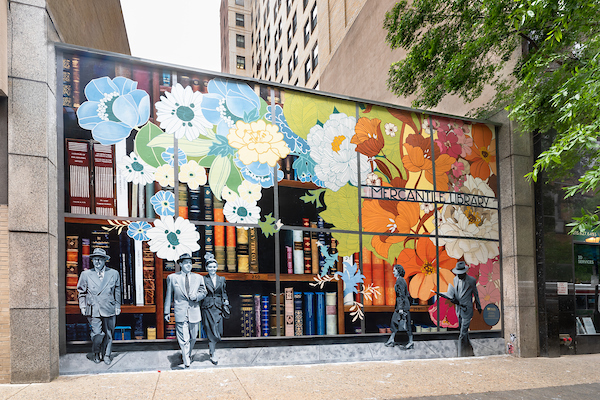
[127,221,152,241]
[150,190,175,216]
[161,147,187,167]
[234,156,283,189]
[76,76,150,144]
[265,104,309,154]
[201,79,262,136]
[292,153,321,184]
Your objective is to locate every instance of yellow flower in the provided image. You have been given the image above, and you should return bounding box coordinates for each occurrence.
[179,160,207,190]
[238,180,262,203]
[221,185,239,202]
[154,164,175,187]
[227,120,290,167]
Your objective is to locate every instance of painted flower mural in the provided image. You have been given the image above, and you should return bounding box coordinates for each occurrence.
[223,197,261,225]
[127,221,152,241]
[146,216,200,261]
[117,152,156,185]
[307,113,370,191]
[428,297,459,328]
[155,83,213,141]
[465,124,496,181]
[150,190,175,216]
[228,119,291,167]
[179,160,207,190]
[77,76,150,144]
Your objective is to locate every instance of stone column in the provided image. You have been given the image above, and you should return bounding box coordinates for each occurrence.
[7,0,60,382]
[492,110,539,357]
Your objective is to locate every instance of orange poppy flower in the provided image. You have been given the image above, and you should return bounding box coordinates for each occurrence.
[397,237,456,301]
[465,124,496,180]
[351,117,385,157]
[403,143,455,191]
[362,199,420,259]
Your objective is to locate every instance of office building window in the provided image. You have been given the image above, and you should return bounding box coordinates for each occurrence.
[304,58,311,83]
[236,13,244,27]
[303,0,309,11]
[313,81,319,90]
[293,46,298,68]
[287,0,292,15]
[311,3,317,30]
[237,56,246,70]
[304,21,310,47]
[235,0,244,5]
[288,58,293,81]
[287,26,292,48]
[236,34,245,48]
[312,42,318,69]
[292,12,297,34]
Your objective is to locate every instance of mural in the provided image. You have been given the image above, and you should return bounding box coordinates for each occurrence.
[69,57,500,331]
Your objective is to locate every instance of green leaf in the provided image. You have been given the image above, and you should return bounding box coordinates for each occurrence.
[148,134,214,157]
[225,162,244,192]
[300,189,326,208]
[258,213,281,237]
[208,155,232,201]
[134,122,167,168]
[319,185,360,256]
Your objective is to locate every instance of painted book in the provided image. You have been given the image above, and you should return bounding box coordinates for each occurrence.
[303,292,315,336]
[226,225,237,272]
[372,255,385,306]
[248,228,259,273]
[270,292,284,336]
[236,228,249,273]
[81,238,91,271]
[66,139,92,214]
[203,186,214,256]
[284,287,294,336]
[254,294,262,337]
[188,187,202,220]
[92,143,116,216]
[142,241,155,305]
[65,235,79,305]
[325,292,337,335]
[384,260,396,306]
[261,295,270,337]
[134,239,144,306]
[315,292,326,335]
[302,218,312,274]
[294,292,303,336]
[213,196,226,271]
[240,294,255,337]
[292,229,303,274]
[310,222,319,274]
[178,183,188,219]
[362,249,373,306]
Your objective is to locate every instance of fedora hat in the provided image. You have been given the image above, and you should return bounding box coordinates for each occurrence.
[90,248,110,260]
[177,253,193,263]
[452,261,468,274]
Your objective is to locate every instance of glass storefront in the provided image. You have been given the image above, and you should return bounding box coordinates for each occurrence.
[58,47,502,345]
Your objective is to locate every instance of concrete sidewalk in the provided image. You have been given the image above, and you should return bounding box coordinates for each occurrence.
[2,353,600,399]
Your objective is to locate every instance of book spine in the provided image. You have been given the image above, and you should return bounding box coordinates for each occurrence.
[303,292,315,336]
[372,256,385,306]
[254,294,262,337]
[362,249,373,306]
[248,228,259,273]
[310,223,319,275]
[284,287,294,336]
[65,235,79,305]
[119,233,129,304]
[114,140,129,217]
[325,292,337,335]
[236,228,249,273]
[317,217,326,274]
[329,237,338,273]
[286,245,293,274]
[292,230,303,274]
[131,183,138,218]
[226,225,237,272]
[62,57,73,107]
[66,139,92,214]
[316,292,326,335]
[142,241,155,305]
[92,143,116,216]
[354,252,361,302]
[261,295,270,337]
[146,183,155,219]
[72,55,81,108]
[240,294,254,337]
[302,218,312,274]
[81,238,90,271]
[283,155,293,180]
[178,182,188,219]
[204,186,214,256]
[213,196,226,271]
[384,261,396,306]
[188,187,202,220]
[138,183,146,218]
[134,240,144,306]
[191,226,203,272]
[294,292,303,336]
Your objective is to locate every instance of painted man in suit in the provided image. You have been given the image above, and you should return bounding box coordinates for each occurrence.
[441,261,482,357]
[77,247,121,365]
[164,253,207,368]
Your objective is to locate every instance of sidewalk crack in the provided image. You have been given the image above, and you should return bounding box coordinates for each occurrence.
[232,368,252,399]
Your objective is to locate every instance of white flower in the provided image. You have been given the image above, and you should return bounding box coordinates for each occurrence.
[154,164,175,187]
[365,172,382,186]
[179,160,207,190]
[384,122,398,137]
[420,203,435,213]
[221,185,239,202]
[146,216,200,261]
[117,152,156,185]
[223,197,261,225]
[437,176,499,265]
[155,83,213,141]
[307,113,371,191]
[238,180,262,203]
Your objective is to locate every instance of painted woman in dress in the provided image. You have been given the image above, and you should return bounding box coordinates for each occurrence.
[201,252,229,364]
[385,264,414,349]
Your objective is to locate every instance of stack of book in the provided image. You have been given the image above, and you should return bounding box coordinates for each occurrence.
[282,216,338,275]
